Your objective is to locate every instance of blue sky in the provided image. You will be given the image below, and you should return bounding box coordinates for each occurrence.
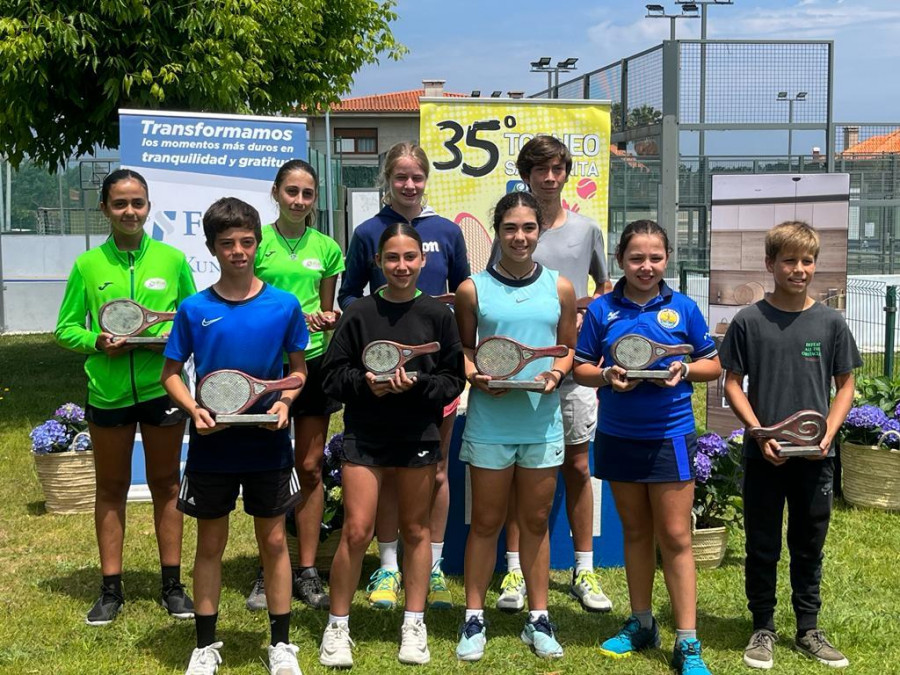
[350,0,900,126]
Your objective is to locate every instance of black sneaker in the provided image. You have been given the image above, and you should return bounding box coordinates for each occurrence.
[293,567,330,610]
[86,585,124,626]
[160,578,195,619]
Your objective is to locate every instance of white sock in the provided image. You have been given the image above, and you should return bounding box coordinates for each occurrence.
[403,610,425,624]
[431,542,444,569]
[465,608,484,621]
[327,613,349,627]
[574,551,594,575]
[529,610,549,623]
[506,551,521,573]
[378,539,399,571]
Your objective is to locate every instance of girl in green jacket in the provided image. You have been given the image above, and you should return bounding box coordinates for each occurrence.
[55,169,196,626]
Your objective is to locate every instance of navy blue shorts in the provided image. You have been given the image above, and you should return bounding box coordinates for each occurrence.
[594,431,697,483]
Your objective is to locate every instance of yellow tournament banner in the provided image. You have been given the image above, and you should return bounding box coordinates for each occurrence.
[419,98,610,272]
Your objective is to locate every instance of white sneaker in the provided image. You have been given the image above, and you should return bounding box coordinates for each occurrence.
[185,642,223,675]
[320,622,354,668]
[268,642,302,675]
[496,570,526,612]
[398,619,430,665]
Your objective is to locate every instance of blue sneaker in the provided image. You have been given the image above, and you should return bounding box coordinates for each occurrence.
[521,614,564,658]
[456,615,487,662]
[599,616,661,658]
[673,638,712,675]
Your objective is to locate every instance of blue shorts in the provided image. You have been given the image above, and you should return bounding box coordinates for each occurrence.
[594,431,697,483]
[459,439,565,470]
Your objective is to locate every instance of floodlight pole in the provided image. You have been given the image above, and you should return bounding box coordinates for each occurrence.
[777,93,807,167]
[674,1,733,158]
[530,57,577,98]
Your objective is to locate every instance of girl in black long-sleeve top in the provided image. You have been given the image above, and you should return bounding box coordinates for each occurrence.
[319,223,465,668]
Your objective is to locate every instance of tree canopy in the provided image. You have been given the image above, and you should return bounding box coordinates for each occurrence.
[0,0,404,169]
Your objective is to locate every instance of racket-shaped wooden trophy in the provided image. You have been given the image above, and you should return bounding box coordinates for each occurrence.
[98,299,175,344]
[475,336,568,390]
[362,340,440,382]
[611,334,693,379]
[197,369,302,425]
[747,410,826,457]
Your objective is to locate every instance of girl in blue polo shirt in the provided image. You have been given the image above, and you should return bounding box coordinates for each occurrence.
[574,219,721,675]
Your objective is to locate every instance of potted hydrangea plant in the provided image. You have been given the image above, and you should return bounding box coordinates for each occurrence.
[286,431,345,573]
[840,379,900,510]
[691,430,744,568]
[29,403,95,514]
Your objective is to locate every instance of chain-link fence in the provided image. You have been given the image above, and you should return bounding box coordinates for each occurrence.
[679,41,830,125]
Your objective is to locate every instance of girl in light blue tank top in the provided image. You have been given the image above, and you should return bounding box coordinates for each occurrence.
[453,192,576,661]
[464,265,562,444]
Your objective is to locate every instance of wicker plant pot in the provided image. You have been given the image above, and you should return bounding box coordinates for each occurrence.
[287,528,342,575]
[691,513,728,569]
[842,437,900,511]
[33,451,96,514]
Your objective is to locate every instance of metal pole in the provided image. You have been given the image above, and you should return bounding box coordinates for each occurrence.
[57,163,65,235]
[670,17,676,41]
[553,69,559,99]
[324,110,335,239]
[885,285,897,379]
[787,100,794,167]
[547,72,552,98]
[698,5,707,157]
[0,159,5,332]
[0,159,4,230]
[83,186,91,252]
[4,160,9,230]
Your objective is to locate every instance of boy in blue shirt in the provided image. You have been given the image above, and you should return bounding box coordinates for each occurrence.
[162,197,309,675]
[719,221,860,670]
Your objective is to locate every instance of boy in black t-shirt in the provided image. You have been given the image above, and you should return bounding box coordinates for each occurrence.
[719,221,860,670]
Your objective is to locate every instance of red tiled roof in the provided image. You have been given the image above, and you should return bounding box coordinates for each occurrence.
[843,128,900,155]
[331,89,468,113]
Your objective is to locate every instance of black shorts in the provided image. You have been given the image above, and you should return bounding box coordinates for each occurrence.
[342,437,441,468]
[86,394,187,428]
[177,467,302,519]
[285,356,341,417]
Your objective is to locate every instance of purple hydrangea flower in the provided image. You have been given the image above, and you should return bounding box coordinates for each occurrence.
[694,451,713,484]
[881,418,900,448]
[30,420,71,455]
[70,432,92,452]
[697,432,728,457]
[728,428,745,444]
[54,402,85,424]
[845,405,890,430]
[330,467,342,486]
[324,432,344,460]
[894,402,900,420]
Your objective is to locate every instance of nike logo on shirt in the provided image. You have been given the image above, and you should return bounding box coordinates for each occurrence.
[202,317,223,327]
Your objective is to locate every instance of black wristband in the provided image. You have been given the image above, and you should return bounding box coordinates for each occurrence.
[551,368,567,382]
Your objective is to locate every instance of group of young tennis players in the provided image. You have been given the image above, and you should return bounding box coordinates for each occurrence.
[56,135,860,675]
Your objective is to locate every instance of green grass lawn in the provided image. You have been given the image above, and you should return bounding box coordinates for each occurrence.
[1,334,898,674]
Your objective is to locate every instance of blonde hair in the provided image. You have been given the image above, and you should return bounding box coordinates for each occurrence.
[379,142,430,205]
[765,221,820,261]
